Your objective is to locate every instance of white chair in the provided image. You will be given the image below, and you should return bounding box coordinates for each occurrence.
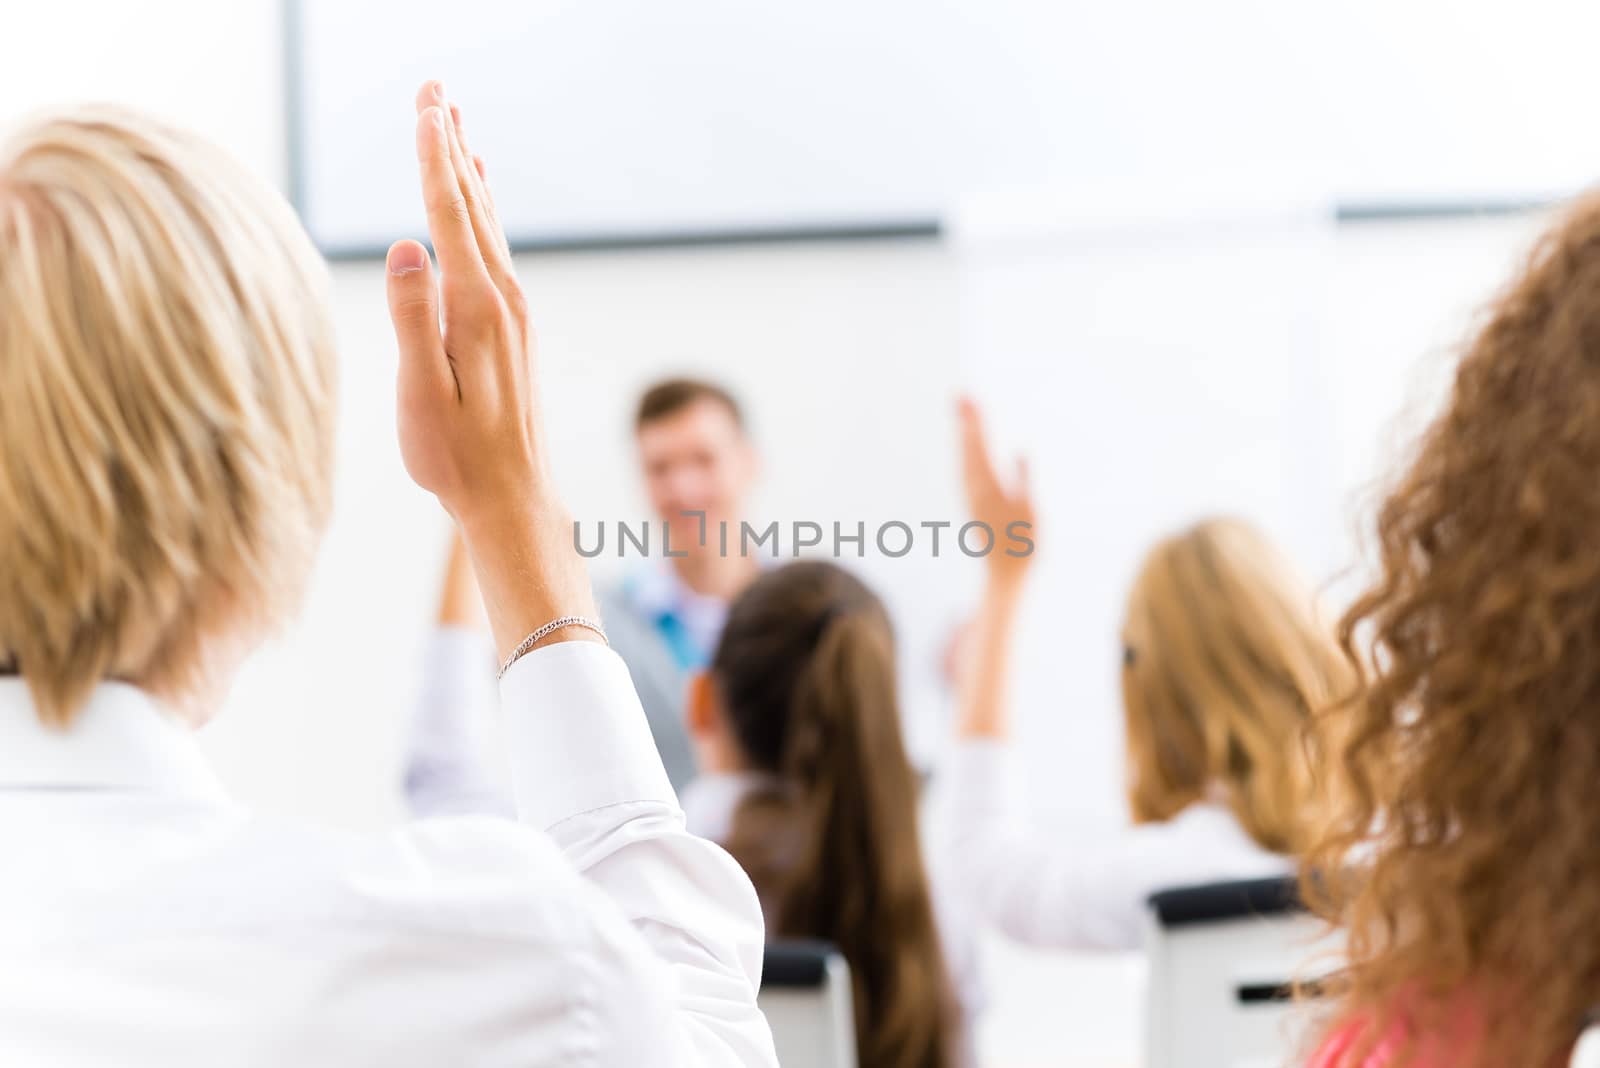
[1144,876,1343,1068]
[759,940,858,1068]
[1573,1017,1600,1068]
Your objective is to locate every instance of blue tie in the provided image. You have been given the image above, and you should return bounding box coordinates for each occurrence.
[654,609,707,671]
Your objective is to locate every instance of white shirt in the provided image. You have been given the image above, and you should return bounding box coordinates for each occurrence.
[935,739,1292,952]
[0,643,778,1067]
[404,627,515,819]
[680,771,985,1068]
[623,559,730,666]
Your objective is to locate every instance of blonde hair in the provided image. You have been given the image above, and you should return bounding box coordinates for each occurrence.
[1120,517,1351,855]
[0,109,337,726]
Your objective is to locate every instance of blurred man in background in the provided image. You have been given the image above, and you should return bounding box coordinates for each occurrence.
[600,378,761,788]
[406,377,760,808]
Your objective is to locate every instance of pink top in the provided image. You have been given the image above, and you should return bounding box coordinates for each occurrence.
[1308,1004,1483,1068]
[1308,1022,1399,1068]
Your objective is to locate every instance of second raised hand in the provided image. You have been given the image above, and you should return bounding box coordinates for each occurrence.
[385,81,597,659]
[959,397,1037,589]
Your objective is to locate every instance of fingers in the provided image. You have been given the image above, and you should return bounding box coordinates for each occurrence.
[414,104,491,291]
[413,80,443,116]
[958,396,1003,493]
[386,239,455,400]
[467,147,512,262]
[442,100,519,295]
[450,105,489,219]
[413,82,517,303]
[451,107,501,237]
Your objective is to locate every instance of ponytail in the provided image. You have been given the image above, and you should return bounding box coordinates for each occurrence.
[717,563,955,1068]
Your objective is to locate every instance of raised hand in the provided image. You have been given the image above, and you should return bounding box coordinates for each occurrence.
[387,82,538,521]
[958,397,1037,587]
[953,398,1035,738]
[386,82,596,658]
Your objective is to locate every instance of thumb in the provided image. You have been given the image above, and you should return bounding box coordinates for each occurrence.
[386,240,450,395]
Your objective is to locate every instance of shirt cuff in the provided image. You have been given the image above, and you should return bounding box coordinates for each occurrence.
[499,640,677,830]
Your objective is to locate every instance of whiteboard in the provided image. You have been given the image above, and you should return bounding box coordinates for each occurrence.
[291,0,1600,253]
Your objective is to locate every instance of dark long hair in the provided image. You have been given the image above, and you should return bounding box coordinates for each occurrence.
[712,561,955,1068]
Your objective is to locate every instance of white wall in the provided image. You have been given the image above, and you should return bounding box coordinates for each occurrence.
[296,0,1600,249]
[1,4,1560,1065]
[2,0,284,180]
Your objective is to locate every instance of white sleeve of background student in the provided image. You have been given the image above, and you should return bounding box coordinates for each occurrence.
[935,738,1290,951]
[499,641,778,1065]
[403,626,515,819]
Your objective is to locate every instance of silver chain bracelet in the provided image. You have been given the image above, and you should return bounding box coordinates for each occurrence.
[497,615,609,679]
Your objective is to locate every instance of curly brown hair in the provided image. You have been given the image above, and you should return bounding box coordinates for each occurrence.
[1304,196,1600,1067]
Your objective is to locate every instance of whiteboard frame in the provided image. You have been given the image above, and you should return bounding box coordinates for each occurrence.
[281,0,940,259]
[280,0,1553,261]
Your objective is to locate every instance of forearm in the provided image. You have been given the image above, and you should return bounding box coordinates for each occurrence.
[956,573,1026,739]
[435,528,486,628]
[457,496,600,662]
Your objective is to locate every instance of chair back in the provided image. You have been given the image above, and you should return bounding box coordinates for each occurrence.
[1145,876,1342,1068]
[1572,1015,1600,1068]
[760,940,858,1068]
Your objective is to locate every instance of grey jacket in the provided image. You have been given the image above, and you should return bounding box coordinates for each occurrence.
[597,584,698,792]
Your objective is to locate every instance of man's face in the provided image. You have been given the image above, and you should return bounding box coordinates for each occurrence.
[636,399,755,553]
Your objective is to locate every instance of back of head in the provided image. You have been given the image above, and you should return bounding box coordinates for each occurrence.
[1121,517,1351,855]
[1306,195,1600,1068]
[0,109,336,725]
[712,561,954,1068]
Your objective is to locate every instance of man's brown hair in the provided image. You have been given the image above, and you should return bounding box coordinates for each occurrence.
[634,377,744,432]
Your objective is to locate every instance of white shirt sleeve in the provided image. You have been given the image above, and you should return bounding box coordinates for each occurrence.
[403,627,514,819]
[679,771,769,842]
[499,640,777,1066]
[934,738,1291,952]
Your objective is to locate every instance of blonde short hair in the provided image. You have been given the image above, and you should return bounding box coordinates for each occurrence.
[0,109,336,726]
